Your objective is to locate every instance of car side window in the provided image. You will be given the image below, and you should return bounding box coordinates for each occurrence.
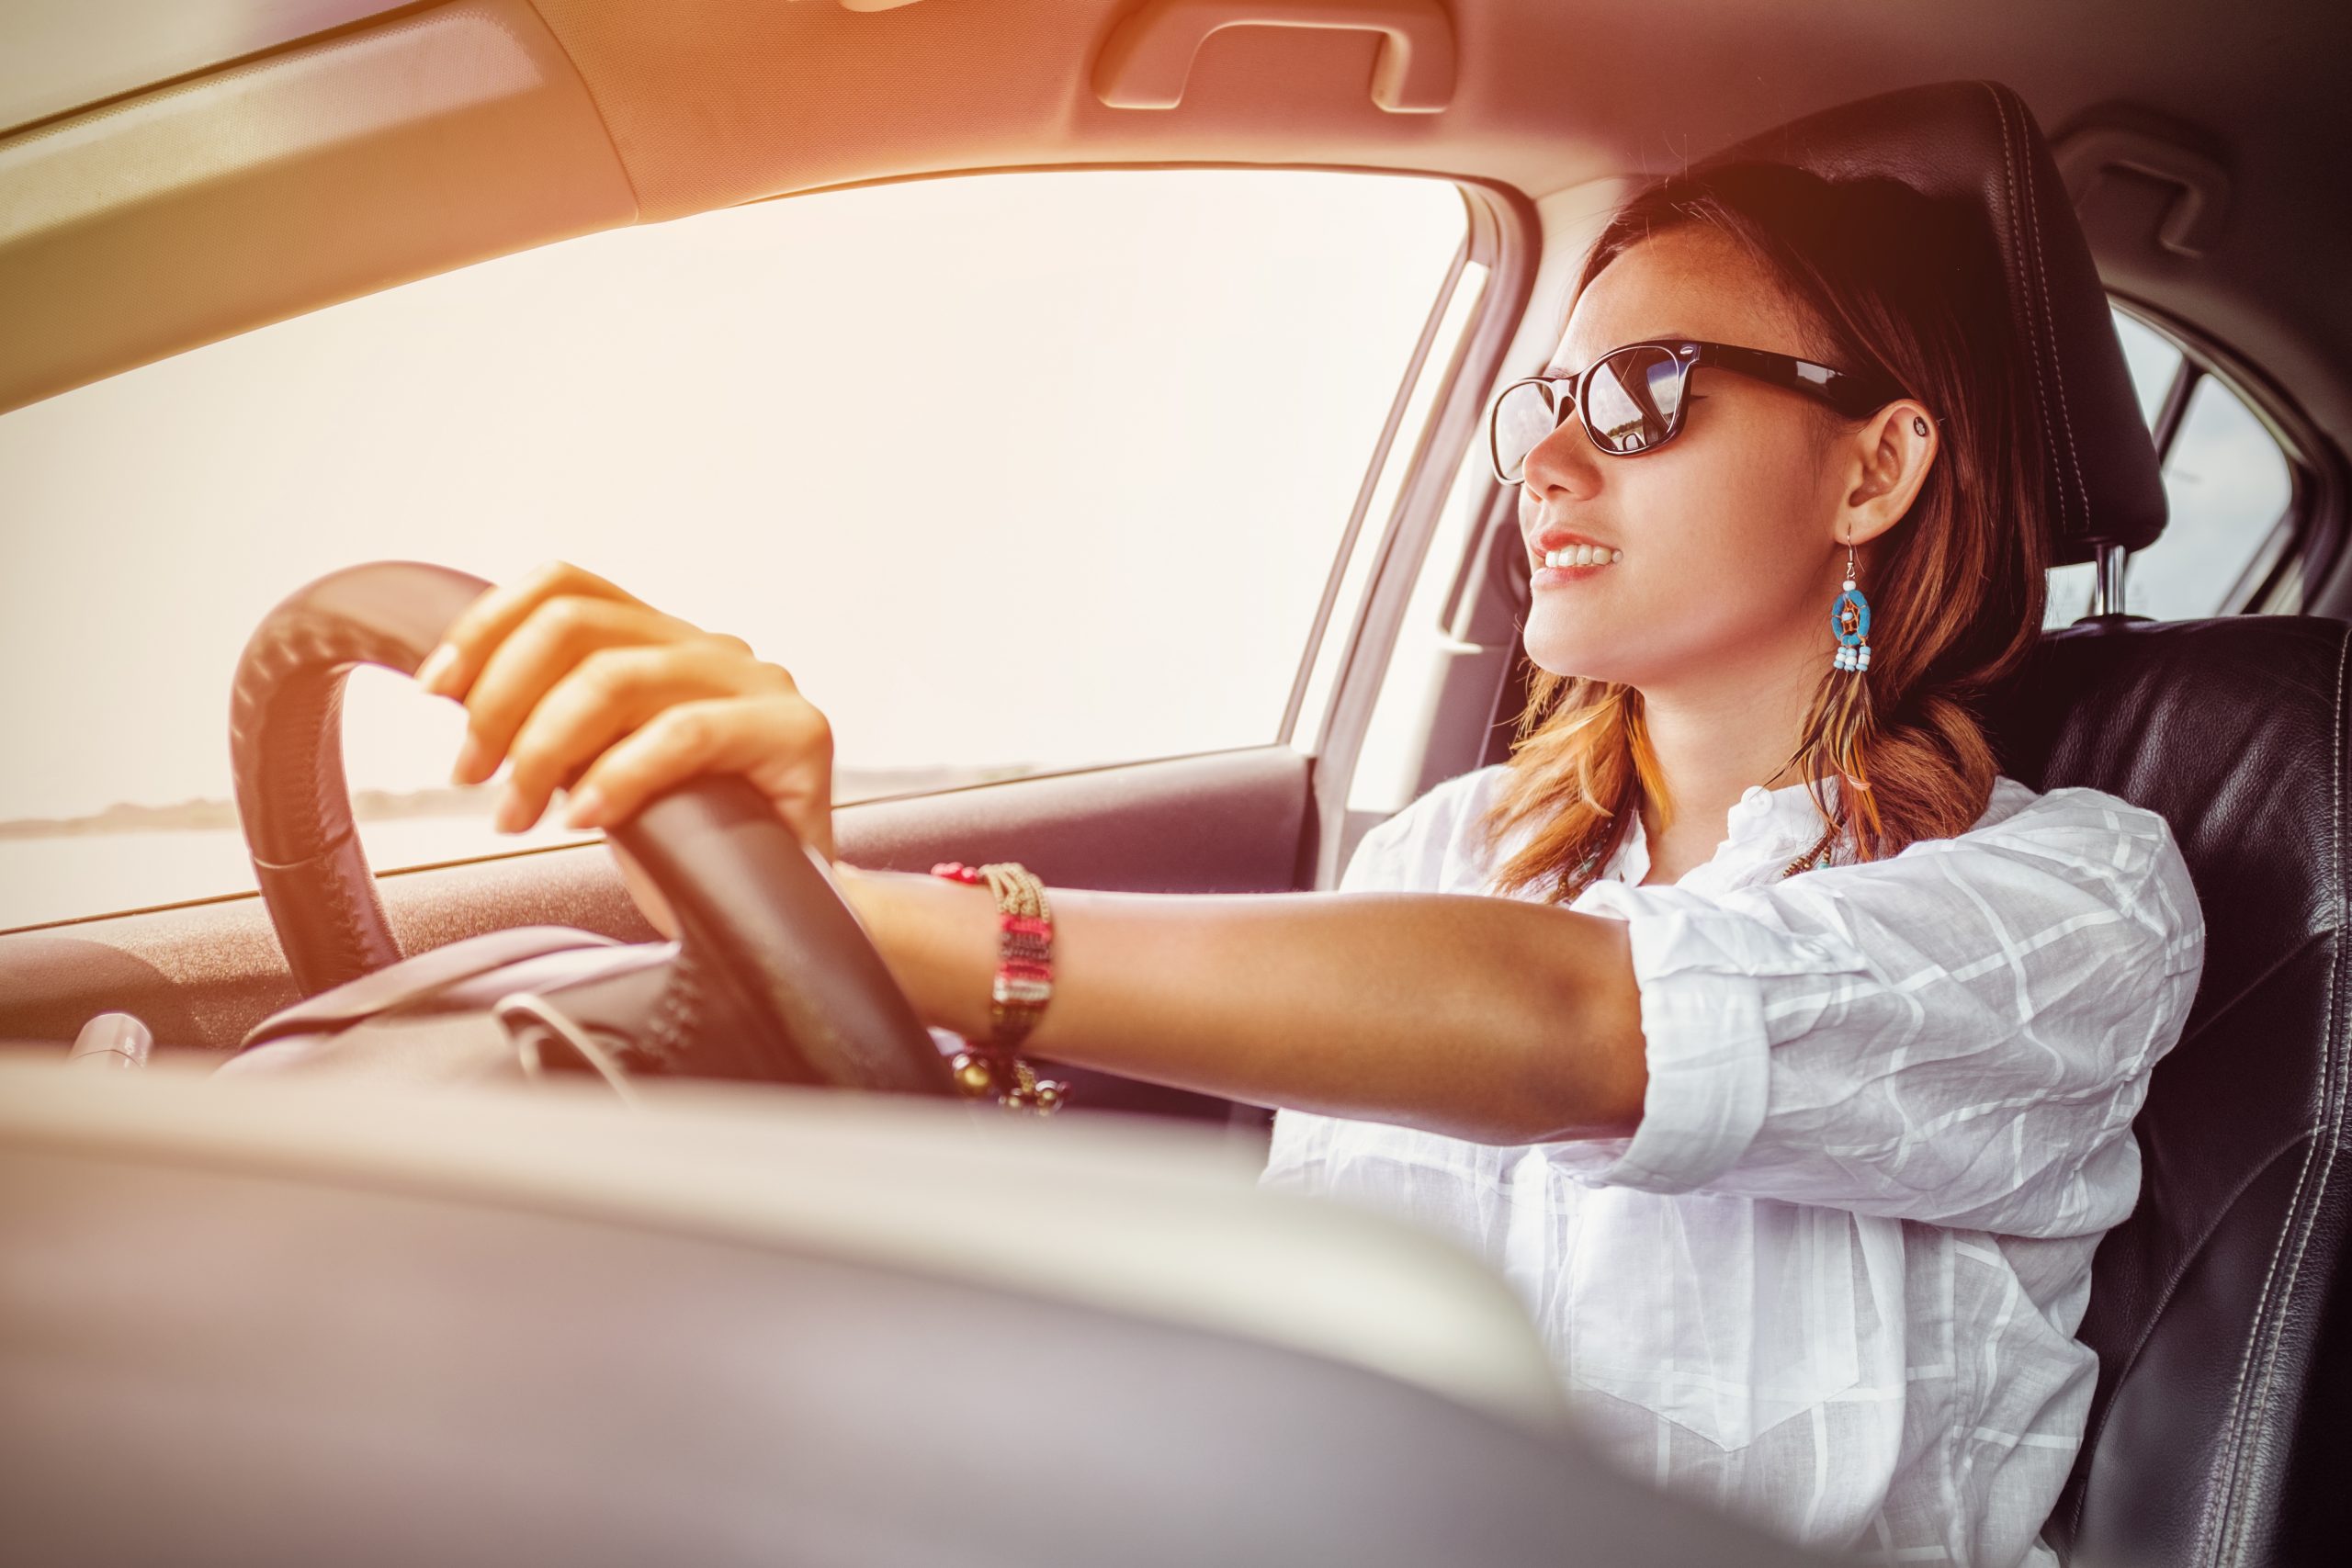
[0,170,1471,930]
[2044,306,2297,626]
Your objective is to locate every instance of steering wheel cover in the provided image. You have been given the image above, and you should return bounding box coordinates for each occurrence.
[231,560,487,995]
[608,789,950,1093]
[228,560,953,1096]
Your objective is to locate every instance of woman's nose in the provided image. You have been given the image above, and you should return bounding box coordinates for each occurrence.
[1520,398,1599,498]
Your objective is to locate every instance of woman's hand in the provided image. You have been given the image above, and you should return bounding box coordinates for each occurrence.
[413,560,839,865]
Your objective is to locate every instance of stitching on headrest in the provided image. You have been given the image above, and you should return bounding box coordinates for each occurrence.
[1984,85,2067,538]
[2004,85,2091,535]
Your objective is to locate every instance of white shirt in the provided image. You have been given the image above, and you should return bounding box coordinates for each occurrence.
[1260,765,2205,1567]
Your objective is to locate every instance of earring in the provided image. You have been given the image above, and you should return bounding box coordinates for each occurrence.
[1911,414,1928,436]
[1831,537,1871,675]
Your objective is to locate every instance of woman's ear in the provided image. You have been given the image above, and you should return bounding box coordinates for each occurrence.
[1836,400,1938,547]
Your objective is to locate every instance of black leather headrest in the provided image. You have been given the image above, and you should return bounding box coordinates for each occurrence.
[1703,80,2167,566]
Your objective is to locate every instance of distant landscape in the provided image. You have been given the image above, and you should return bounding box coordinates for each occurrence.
[0,762,1046,930]
[0,762,1039,840]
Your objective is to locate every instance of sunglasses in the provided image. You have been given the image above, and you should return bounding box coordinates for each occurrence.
[1487,338,1904,484]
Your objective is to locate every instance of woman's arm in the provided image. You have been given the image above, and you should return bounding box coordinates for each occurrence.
[414,560,1646,1147]
[831,863,1647,1146]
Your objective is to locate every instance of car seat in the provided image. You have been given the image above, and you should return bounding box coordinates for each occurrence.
[1710,80,2349,1567]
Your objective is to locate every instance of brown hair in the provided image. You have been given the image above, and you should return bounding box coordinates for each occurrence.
[1482,161,2050,902]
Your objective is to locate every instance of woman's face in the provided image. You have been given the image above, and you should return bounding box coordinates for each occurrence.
[1518,226,1858,688]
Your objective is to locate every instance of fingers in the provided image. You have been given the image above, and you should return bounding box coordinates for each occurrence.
[496,640,777,831]
[564,694,835,862]
[450,595,700,785]
[415,560,647,702]
[410,561,833,857]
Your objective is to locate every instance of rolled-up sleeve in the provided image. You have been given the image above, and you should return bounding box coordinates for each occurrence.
[1546,791,2206,1237]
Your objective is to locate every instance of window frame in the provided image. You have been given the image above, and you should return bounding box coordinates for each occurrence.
[735,162,1499,775]
[736,165,1542,900]
[744,161,1496,790]
[1289,175,1543,890]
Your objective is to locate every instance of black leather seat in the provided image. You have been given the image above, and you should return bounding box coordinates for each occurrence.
[2000,615,2350,1567]
[1718,83,2349,1566]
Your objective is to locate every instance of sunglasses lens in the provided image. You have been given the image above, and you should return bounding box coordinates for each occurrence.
[1584,344,1687,455]
[1492,379,1563,480]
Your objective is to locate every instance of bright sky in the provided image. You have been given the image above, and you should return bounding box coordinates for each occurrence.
[0,170,1467,829]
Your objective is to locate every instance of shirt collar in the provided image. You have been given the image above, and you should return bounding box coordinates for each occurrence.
[1725,774,1842,848]
[1608,774,1842,887]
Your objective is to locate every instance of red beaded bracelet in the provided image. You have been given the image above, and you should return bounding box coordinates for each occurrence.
[930,860,1064,1114]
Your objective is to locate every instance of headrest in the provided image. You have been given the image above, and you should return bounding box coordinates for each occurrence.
[1701,80,2167,566]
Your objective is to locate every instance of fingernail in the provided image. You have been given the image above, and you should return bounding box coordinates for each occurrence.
[561,787,605,830]
[451,733,491,786]
[415,644,457,694]
[492,784,531,835]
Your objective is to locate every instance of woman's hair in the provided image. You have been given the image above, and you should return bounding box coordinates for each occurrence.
[1481,161,2051,902]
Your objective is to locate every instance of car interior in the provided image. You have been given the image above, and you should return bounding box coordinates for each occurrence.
[2,2,2347,1563]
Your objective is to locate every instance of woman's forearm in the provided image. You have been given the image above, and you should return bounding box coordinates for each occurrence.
[413,565,1644,1145]
[831,863,1648,1145]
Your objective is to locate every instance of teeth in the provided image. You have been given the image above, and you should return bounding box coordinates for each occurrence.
[1542,546,1623,569]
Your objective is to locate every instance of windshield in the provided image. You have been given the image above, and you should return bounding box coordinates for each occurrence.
[0,168,1472,929]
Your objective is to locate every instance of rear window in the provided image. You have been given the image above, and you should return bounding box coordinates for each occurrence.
[2044,306,2296,625]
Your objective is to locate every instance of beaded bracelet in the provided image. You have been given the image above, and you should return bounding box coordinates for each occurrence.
[930,859,1066,1115]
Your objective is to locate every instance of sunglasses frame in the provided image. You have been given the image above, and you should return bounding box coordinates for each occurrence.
[1487,338,1906,485]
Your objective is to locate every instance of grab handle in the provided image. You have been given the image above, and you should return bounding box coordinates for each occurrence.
[1093,0,1455,113]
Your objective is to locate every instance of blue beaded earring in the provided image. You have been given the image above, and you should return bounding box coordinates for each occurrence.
[1831,534,1871,675]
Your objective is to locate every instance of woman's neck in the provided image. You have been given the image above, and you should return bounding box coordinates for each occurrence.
[1634,668,1817,883]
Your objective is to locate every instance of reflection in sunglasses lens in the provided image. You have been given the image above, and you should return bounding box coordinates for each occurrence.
[1495,379,1561,480]
[1588,345,1683,455]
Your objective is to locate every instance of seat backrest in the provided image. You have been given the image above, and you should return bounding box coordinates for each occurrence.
[1993,615,2352,1566]
[1709,83,2351,1564]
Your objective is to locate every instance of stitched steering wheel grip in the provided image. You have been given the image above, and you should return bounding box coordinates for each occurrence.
[228,559,954,1095]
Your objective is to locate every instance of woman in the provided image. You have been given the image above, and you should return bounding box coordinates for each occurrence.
[412,163,2205,1567]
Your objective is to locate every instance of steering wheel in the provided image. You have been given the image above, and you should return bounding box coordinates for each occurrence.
[226,559,955,1096]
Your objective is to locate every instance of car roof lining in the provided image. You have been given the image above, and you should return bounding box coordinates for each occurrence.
[0,0,422,137]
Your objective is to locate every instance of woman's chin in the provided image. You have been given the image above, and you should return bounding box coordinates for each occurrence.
[1522,636,1628,685]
